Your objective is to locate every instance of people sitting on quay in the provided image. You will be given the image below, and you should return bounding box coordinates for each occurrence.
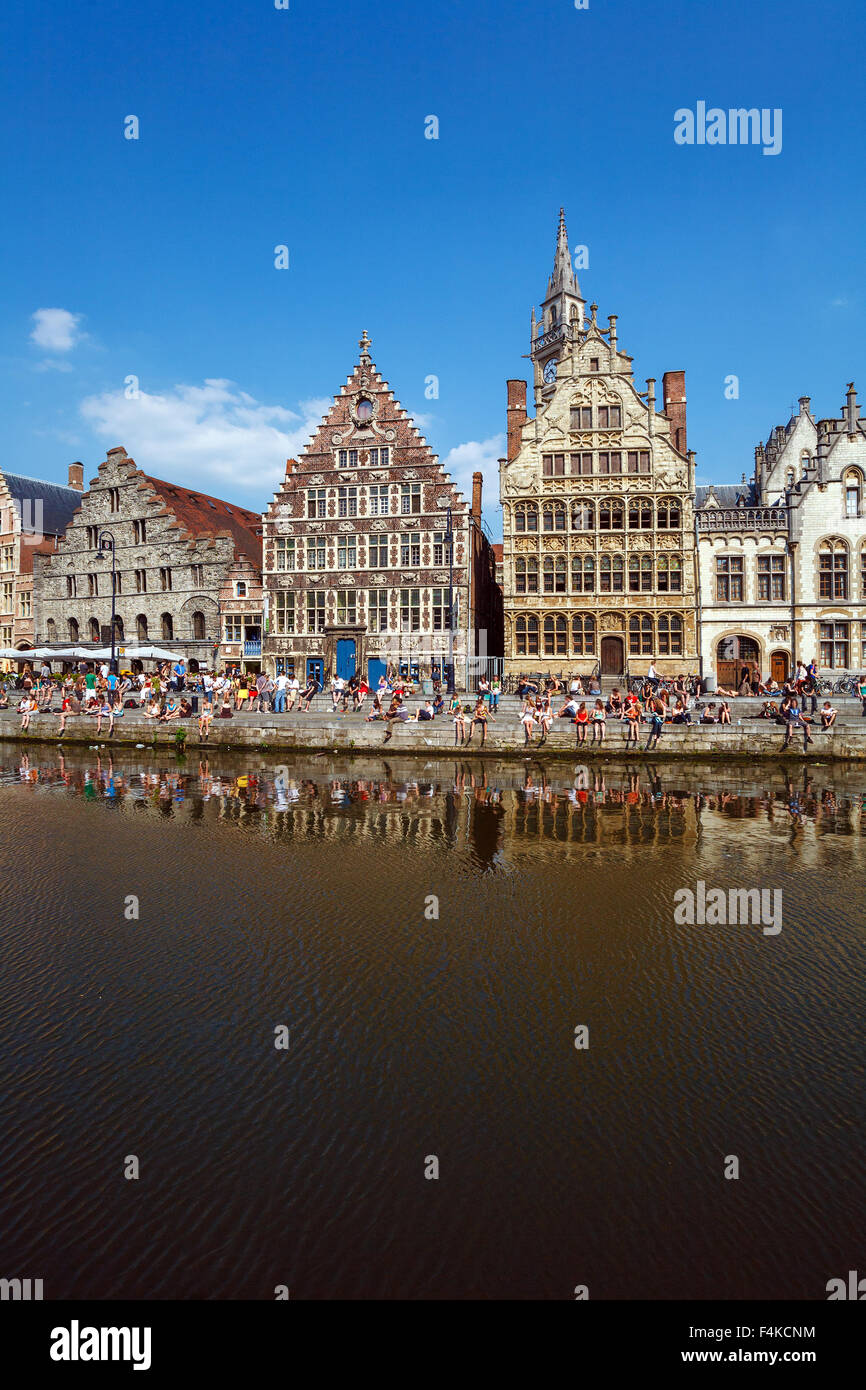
[820,702,838,731]
[782,699,814,751]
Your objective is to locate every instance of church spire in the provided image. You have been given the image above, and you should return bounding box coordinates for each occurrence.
[547,207,578,299]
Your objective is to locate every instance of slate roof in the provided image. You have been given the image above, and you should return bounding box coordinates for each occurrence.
[2,473,83,535]
[695,483,757,509]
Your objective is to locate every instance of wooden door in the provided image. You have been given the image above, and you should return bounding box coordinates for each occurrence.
[770,651,788,685]
[600,635,624,675]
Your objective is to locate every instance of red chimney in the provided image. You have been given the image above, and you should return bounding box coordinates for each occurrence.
[662,371,687,455]
[68,462,84,490]
[472,471,483,518]
[507,379,528,461]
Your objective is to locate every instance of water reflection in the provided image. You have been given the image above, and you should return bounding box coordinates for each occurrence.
[3,745,865,866]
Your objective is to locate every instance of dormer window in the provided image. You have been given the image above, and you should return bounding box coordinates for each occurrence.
[590,358,599,372]
[845,471,861,518]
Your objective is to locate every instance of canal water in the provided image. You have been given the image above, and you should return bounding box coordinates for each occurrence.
[0,744,863,1301]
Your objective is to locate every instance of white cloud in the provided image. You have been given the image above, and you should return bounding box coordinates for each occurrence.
[31,308,84,352]
[79,379,330,494]
[34,358,74,373]
[440,434,506,506]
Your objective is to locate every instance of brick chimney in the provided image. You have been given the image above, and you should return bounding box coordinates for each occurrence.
[506,379,528,461]
[472,471,483,518]
[662,370,687,455]
[68,462,84,490]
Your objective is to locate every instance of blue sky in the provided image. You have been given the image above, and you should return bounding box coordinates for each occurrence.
[1,0,863,537]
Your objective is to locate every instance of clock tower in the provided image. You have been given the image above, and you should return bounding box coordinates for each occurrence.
[530,207,585,389]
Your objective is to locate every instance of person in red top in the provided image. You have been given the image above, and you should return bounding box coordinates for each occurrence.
[574,701,590,745]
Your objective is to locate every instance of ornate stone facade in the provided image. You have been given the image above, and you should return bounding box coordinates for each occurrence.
[499,210,699,678]
[262,333,501,687]
[697,388,866,683]
[0,464,84,660]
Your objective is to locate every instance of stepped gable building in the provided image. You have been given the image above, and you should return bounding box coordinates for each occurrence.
[697,386,866,686]
[499,209,699,680]
[0,464,85,658]
[33,446,262,668]
[262,332,501,688]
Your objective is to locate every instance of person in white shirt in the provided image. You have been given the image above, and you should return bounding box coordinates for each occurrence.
[100,662,109,680]
[274,672,289,714]
[286,676,301,711]
[331,676,346,709]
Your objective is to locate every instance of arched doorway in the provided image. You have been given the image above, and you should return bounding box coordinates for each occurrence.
[717,635,760,688]
[600,634,624,676]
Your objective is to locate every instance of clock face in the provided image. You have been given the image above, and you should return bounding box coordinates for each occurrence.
[543,358,557,384]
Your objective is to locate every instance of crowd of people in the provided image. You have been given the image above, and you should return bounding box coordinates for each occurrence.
[4,655,866,752]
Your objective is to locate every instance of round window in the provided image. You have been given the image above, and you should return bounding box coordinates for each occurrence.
[356,398,373,421]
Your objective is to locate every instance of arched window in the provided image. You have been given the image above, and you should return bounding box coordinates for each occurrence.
[599,498,624,530]
[571,499,595,531]
[658,614,683,655]
[543,614,567,656]
[819,540,848,599]
[515,614,539,656]
[628,554,653,592]
[542,500,567,532]
[515,556,539,594]
[112,615,124,641]
[515,502,538,533]
[844,470,861,519]
[68,617,79,642]
[543,556,567,593]
[785,467,795,491]
[47,619,57,642]
[161,613,174,641]
[657,554,683,593]
[629,614,653,655]
[192,610,206,639]
[628,495,653,529]
[571,554,594,592]
[657,496,681,529]
[136,614,148,641]
[599,554,624,593]
[572,614,595,655]
[89,617,100,642]
[861,544,866,600]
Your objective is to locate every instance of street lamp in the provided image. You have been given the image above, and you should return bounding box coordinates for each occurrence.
[97,530,118,673]
[445,506,455,694]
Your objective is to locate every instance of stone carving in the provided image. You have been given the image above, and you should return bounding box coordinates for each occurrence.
[404,469,419,480]
[338,521,354,532]
[338,574,356,585]
[433,572,448,583]
[629,535,651,551]
[370,574,387,585]
[370,471,389,482]
[600,613,624,631]
[371,520,388,531]
[308,475,325,486]
[571,537,593,551]
[543,537,566,551]
[503,459,537,495]
[276,521,294,535]
[400,517,420,529]
[401,573,420,583]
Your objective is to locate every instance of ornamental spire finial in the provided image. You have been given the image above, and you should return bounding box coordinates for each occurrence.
[359,329,372,361]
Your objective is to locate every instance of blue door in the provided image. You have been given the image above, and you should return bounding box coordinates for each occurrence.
[368,657,387,689]
[306,657,324,686]
[336,638,356,681]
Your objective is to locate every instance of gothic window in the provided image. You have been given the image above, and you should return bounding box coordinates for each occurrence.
[599,554,624,593]
[572,614,595,655]
[571,554,594,593]
[820,621,849,669]
[543,614,567,656]
[657,614,683,656]
[542,500,567,532]
[89,617,100,642]
[572,499,595,531]
[543,556,567,593]
[716,555,744,602]
[861,545,866,599]
[627,451,651,475]
[47,618,57,642]
[628,554,653,592]
[628,496,653,530]
[757,554,785,601]
[112,615,124,641]
[161,613,173,641]
[515,556,539,594]
[844,470,862,518]
[599,498,624,530]
[598,452,622,475]
[657,496,681,529]
[570,406,592,429]
[515,502,538,533]
[629,614,653,656]
[542,453,566,476]
[819,540,848,599]
[136,614,148,640]
[68,617,79,641]
[657,554,683,593]
[516,614,539,656]
[569,453,593,476]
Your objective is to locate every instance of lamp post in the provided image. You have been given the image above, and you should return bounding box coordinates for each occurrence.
[97,530,118,673]
[445,506,455,694]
